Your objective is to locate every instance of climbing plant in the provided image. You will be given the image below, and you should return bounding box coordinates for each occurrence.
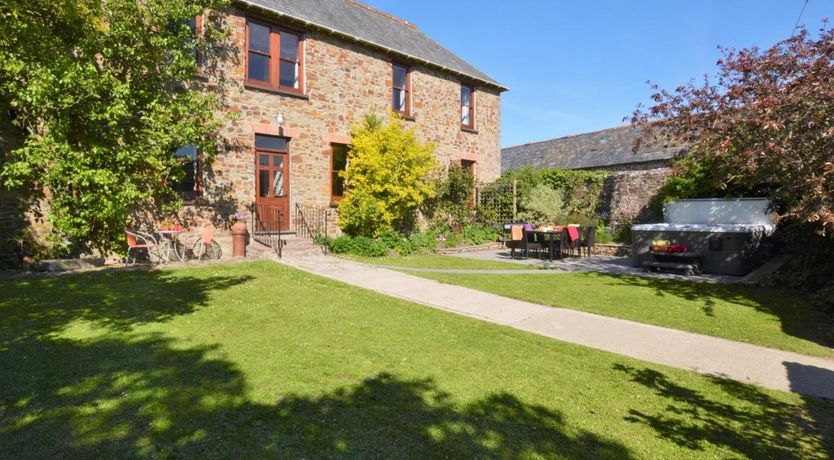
[482,167,607,221]
[0,0,232,254]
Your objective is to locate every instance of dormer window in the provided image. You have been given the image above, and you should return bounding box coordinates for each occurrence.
[461,85,475,130]
[246,20,304,93]
[392,64,411,115]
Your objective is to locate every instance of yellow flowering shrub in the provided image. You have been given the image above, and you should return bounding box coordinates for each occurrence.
[338,113,438,237]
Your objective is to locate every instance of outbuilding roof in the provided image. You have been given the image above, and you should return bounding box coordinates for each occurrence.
[501,126,686,172]
[237,0,507,90]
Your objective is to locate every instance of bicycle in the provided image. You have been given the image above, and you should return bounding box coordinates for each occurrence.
[190,226,222,261]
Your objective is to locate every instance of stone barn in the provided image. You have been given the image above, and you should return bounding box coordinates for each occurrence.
[501,126,686,224]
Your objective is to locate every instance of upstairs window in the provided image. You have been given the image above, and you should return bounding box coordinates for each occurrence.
[173,145,201,200]
[461,85,475,129]
[392,64,411,115]
[279,31,301,88]
[331,144,349,202]
[246,20,304,93]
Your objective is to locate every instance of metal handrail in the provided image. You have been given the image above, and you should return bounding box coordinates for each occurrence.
[294,203,330,255]
[250,204,283,258]
[294,203,315,239]
[277,212,282,259]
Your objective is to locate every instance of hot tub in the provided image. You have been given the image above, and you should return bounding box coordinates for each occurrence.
[631,199,775,276]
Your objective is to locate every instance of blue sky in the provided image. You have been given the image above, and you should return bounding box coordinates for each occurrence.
[362,0,831,147]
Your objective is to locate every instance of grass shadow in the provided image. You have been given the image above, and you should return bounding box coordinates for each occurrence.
[0,267,635,458]
[785,362,834,459]
[0,336,636,458]
[593,272,833,349]
[613,363,834,459]
[0,268,254,345]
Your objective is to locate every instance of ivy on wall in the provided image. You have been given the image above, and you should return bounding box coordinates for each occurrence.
[484,166,607,220]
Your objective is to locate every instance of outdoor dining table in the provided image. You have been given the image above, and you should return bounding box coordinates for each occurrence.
[526,228,562,261]
[156,229,186,264]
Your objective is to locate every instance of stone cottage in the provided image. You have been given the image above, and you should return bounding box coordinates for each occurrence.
[200,0,507,235]
[501,125,686,223]
[0,0,507,264]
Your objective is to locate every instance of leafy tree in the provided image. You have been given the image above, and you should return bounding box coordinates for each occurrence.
[632,25,834,236]
[0,0,231,254]
[518,184,565,223]
[339,113,438,237]
[537,168,607,215]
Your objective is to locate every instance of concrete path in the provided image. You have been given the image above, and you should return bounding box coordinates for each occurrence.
[362,266,562,275]
[279,254,834,400]
[453,250,741,283]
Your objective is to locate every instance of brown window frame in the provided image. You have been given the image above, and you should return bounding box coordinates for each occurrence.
[392,63,411,116]
[244,19,305,95]
[330,143,350,203]
[461,85,476,131]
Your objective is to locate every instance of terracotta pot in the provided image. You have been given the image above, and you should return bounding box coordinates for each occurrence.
[231,221,248,258]
[231,221,247,233]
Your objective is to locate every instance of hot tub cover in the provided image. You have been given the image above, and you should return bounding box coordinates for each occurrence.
[631,223,775,234]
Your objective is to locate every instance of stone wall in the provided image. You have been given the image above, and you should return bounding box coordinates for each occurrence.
[602,167,671,224]
[213,7,502,219]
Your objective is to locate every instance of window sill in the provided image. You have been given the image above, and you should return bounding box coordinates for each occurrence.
[329,200,342,208]
[461,126,478,134]
[244,82,309,100]
[392,110,415,121]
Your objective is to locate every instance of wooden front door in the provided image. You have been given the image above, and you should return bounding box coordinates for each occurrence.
[254,135,290,232]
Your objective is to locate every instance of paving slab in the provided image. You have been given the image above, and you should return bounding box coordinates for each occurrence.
[451,250,741,283]
[279,254,834,400]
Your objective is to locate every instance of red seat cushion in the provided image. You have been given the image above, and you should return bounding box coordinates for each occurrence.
[567,226,580,241]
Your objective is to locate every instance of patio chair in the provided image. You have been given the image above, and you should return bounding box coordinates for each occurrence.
[523,225,544,259]
[125,230,159,265]
[559,227,580,258]
[506,224,525,259]
[579,226,597,257]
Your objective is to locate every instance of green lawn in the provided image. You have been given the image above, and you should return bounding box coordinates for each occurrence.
[339,253,534,270]
[414,271,834,358]
[1,261,831,459]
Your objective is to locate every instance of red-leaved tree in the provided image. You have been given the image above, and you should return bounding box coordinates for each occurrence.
[632,25,834,236]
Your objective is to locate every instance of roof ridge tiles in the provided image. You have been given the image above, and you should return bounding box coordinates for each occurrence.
[503,124,636,150]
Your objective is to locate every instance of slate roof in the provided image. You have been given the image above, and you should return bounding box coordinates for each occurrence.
[501,126,686,172]
[237,0,506,90]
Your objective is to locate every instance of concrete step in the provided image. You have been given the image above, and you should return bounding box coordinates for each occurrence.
[283,236,327,257]
[247,236,326,259]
